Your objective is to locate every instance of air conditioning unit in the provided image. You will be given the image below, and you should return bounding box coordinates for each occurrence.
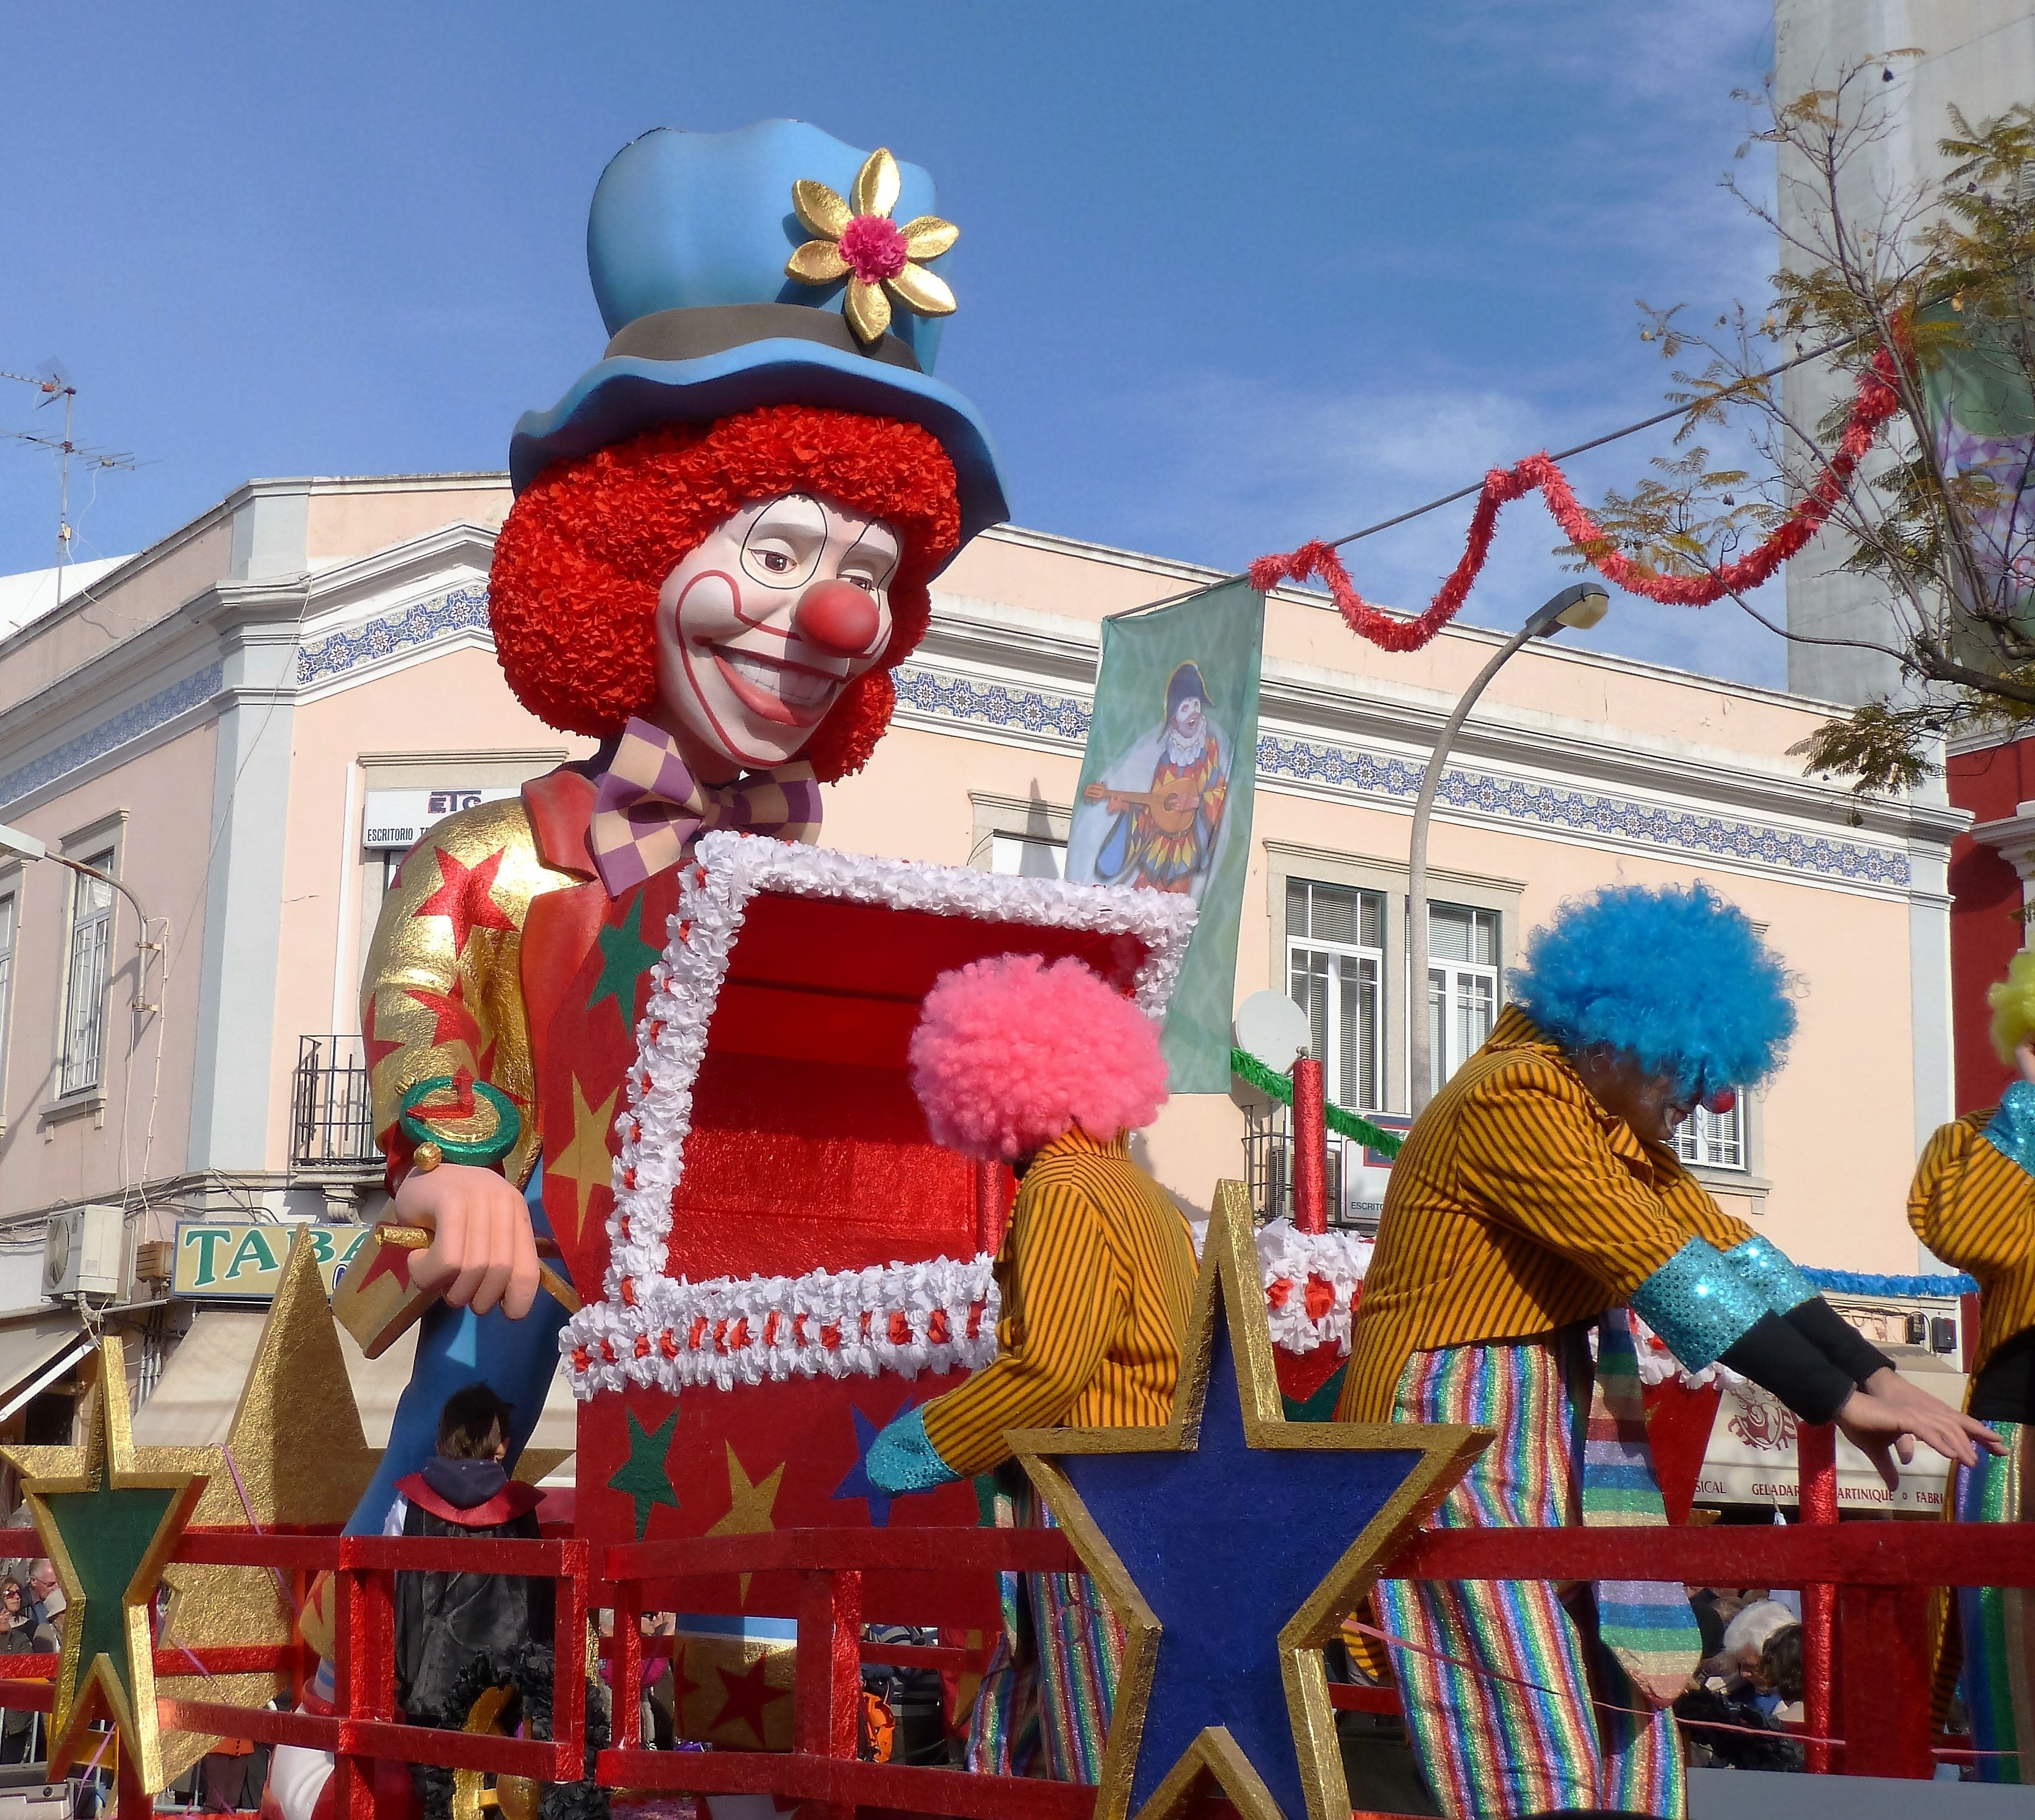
[43,1204,123,1301]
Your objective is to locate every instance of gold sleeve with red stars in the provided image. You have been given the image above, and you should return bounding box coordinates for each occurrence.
[360,798,575,1187]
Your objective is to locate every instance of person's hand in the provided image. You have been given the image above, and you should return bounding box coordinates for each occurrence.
[1833,1379,2000,1489]
[392,1162,540,1318]
[1861,1367,2004,1461]
[2017,1037,2035,1085]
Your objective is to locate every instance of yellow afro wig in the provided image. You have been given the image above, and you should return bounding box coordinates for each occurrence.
[1988,947,2035,1062]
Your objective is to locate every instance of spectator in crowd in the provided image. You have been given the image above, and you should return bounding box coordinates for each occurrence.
[0,1578,35,1763]
[1757,1624,1805,1726]
[24,1560,60,1634]
[1722,1600,1797,1688]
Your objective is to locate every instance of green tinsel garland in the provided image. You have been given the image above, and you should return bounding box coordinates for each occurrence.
[1229,1048,1403,1159]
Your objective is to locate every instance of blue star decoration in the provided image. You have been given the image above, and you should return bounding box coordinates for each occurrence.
[830,1403,898,1528]
[1,1335,209,1796]
[608,1407,682,1539]
[1010,1187,1488,1820]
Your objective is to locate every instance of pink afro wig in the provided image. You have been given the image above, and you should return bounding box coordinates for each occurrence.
[906,954,1169,1161]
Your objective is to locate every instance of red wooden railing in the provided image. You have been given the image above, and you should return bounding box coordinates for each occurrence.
[0,1503,2025,1813]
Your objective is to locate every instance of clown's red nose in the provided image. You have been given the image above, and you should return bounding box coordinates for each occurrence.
[794,580,880,655]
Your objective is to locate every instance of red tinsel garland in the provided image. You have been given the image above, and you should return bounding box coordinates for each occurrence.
[1248,346,1904,652]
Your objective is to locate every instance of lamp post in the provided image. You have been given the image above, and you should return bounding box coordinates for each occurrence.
[0,820,160,1010]
[1406,583,1609,1116]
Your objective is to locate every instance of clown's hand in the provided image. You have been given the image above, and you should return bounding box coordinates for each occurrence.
[393,1163,541,1320]
[864,1405,961,1497]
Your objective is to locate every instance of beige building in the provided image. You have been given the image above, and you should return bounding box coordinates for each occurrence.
[0,472,1968,1433]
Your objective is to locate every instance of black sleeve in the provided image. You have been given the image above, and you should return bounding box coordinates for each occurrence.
[1719,1312,1856,1425]
[1784,1295,1895,1388]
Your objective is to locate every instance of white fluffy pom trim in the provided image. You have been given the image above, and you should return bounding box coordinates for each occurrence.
[563,833,1197,1397]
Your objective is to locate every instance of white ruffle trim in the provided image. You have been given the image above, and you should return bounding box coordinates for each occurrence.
[562,833,1197,1398]
[1254,1219,1373,1358]
[1631,1310,1747,1392]
[565,1251,1000,1396]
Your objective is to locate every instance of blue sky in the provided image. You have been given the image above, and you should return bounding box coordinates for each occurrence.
[0,1,1786,684]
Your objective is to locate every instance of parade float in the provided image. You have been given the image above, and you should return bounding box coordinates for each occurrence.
[1,112,2030,1820]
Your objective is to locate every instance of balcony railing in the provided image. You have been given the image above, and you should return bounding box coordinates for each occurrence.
[1241,1101,1382,1232]
[291,1034,378,1169]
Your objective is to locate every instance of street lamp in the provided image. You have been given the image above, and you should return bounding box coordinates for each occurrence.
[1405,582,1610,1116]
[0,819,160,1011]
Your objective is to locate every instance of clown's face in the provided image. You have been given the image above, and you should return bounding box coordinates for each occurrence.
[653,492,900,776]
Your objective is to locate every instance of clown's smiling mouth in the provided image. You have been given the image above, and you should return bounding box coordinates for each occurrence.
[710,644,843,727]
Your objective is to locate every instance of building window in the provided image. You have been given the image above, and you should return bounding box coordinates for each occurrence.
[1428,902,1499,1095]
[59,853,115,1096]
[989,833,1066,879]
[1674,1099,1747,1171]
[1286,879,1384,1111]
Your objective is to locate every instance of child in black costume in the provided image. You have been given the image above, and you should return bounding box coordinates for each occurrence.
[390,1384,556,1727]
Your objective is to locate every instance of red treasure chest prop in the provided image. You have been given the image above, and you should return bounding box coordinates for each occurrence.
[562,832,1197,1627]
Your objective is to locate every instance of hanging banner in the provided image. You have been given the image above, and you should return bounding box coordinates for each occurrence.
[1066,581,1264,1091]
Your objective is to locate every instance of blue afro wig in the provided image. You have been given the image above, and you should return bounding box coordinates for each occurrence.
[1509,882,1797,1095]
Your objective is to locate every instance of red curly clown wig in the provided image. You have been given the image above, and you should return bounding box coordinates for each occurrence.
[488,404,962,781]
[907,954,1169,1162]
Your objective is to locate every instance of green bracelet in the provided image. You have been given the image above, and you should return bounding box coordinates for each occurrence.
[397,1077,522,1170]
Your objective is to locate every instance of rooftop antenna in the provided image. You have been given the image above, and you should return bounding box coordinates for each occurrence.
[0,365,137,611]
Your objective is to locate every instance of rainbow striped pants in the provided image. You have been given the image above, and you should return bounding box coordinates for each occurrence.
[1954,1419,2031,1784]
[964,1472,1122,1783]
[1376,1332,1683,1820]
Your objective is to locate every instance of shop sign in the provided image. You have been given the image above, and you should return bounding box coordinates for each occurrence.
[171,1223,375,1300]
[362,786,519,851]
[1695,1375,1965,1515]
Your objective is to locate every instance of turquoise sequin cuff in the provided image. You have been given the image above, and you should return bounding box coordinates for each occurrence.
[864,1405,961,1496]
[1983,1080,2035,1177]
[1629,1237,1769,1371]
[1723,1236,1817,1317]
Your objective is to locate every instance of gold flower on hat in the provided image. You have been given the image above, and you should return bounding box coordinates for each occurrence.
[784,148,958,346]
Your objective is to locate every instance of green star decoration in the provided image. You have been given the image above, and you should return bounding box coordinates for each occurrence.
[608,1408,681,1539]
[2,1336,209,1796]
[587,897,659,1023]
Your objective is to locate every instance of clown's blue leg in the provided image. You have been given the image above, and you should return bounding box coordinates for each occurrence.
[343,1169,572,1537]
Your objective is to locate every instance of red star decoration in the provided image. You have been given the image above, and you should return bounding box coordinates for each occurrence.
[362,995,404,1077]
[353,1239,414,1297]
[708,1654,788,1746]
[412,847,517,957]
[404,982,483,1051]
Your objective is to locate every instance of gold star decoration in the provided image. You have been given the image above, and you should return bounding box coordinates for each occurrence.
[2,1336,210,1794]
[705,1442,785,1603]
[153,1228,384,1782]
[549,1074,621,1246]
[784,147,959,346]
[1009,1185,1488,1820]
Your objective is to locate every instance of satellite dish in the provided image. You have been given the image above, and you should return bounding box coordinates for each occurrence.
[1233,991,1311,1070]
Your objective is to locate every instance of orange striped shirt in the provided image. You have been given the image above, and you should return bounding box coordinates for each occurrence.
[1908,1112,2035,1373]
[919,1128,1199,1477]
[1337,1005,1756,1423]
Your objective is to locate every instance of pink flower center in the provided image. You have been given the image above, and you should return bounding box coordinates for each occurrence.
[839,214,909,285]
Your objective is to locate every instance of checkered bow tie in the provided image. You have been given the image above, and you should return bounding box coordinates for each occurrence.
[588,717,822,896]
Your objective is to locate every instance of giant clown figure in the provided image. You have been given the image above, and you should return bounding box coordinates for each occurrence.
[343,119,1005,1525]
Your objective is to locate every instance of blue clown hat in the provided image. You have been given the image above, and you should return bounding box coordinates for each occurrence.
[509,120,1010,550]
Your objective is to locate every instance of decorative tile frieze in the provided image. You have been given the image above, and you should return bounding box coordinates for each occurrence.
[891,662,1912,889]
[0,663,224,810]
[295,583,490,685]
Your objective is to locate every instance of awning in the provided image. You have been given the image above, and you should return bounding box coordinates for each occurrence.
[132,1309,578,1475]
[0,1312,94,1425]
[1696,1361,1967,1516]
